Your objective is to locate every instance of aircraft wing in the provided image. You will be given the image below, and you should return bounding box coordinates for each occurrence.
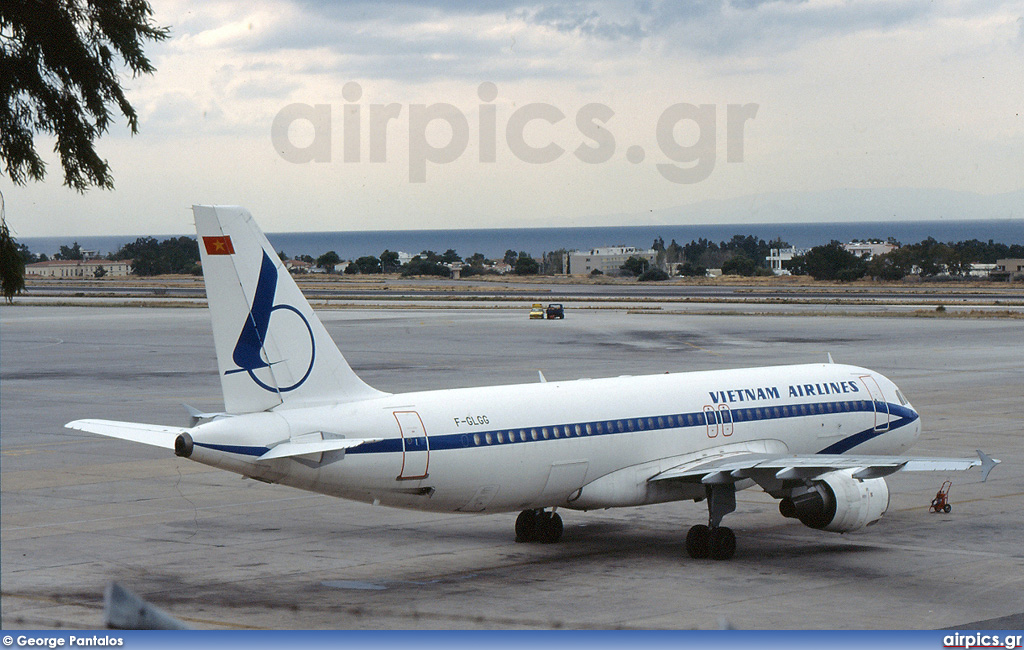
[66,419,188,450]
[651,450,999,486]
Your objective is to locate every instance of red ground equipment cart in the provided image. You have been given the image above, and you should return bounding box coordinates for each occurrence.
[930,480,953,513]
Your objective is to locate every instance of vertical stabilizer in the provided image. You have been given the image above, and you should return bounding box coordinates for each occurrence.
[193,205,387,413]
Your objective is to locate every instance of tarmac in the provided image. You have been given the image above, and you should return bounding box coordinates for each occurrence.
[2,301,1022,629]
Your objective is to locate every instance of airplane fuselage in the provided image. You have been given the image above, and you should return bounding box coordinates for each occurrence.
[182,362,921,513]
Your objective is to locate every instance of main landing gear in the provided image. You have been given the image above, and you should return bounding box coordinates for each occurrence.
[686,483,737,560]
[515,509,563,543]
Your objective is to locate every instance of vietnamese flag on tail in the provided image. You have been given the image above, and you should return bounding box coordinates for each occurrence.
[203,236,235,255]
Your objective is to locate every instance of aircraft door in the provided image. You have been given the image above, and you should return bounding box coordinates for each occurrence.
[394,410,429,479]
[718,405,734,436]
[858,375,890,432]
[703,405,719,438]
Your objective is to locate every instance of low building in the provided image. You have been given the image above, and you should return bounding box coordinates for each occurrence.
[842,240,896,260]
[766,247,809,275]
[284,259,313,273]
[564,246,658,276]
[967,263,996,278]
[26,259,132,278]
[991,258,1024,281]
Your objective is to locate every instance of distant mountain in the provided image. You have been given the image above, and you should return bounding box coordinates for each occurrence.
[576,188,1024,227]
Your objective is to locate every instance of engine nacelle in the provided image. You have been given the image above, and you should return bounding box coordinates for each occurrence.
[779,469,889,532]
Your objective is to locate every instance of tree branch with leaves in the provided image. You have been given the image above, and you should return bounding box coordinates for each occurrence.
[0,0,169,301]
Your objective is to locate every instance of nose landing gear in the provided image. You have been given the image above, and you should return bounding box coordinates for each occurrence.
[515,509,563,543]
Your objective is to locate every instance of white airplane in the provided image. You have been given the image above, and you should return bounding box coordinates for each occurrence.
[67,206,999,560]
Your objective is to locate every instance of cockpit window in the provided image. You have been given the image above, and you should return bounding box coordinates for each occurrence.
[896,390,909,406]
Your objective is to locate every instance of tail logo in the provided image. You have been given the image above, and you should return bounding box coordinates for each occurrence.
[225,251,315,393]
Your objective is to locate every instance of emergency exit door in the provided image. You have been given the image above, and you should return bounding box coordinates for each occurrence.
[858,375,890,432]
[394,411,429,479]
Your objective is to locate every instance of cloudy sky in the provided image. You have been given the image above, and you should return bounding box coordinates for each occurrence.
[6,0,1024,236]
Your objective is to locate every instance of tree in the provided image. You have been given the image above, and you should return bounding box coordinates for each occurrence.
[513,252,539,275]
[867,248,914,281]
[55,242,83,260]
[638,268,669,282]
[380,250,400,272]
[619,256,648,277]
[316,250,340,270]
[721,255,757,276]
[110,236,199,275]
[401,256,450,277]
[0,1,168,300]
[788,242,867,281]
[0,216,25,302]
[440,249,461,264]
[93,265,107,278]
[503,249,518,266]
[351,255,382,274]
[676,262,706,277]
[1,0,170,191]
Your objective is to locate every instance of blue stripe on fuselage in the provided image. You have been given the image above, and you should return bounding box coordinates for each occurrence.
[196,400,918,459]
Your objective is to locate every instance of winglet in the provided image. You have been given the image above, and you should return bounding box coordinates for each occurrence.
[977,449,1000,482]
[827,352,835,364]
[538,370,547,383]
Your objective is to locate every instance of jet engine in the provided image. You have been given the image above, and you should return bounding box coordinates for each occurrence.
[778,469,889,532]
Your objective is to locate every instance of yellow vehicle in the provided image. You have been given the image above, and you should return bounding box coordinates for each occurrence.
[529,303,545,319]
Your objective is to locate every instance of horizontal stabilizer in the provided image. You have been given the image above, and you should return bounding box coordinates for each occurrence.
[257,437,382,461]
[66,419,188,450]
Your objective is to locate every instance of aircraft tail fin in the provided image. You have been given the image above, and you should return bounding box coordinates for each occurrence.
[193,205,386,413]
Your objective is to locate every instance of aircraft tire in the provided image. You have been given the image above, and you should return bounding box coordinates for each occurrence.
[515,510,539,542]
[539,512,563,543]
[685,524,710,559]
[709,526,736,560]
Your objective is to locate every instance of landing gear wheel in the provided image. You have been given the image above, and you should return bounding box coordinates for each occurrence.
[709,526,736,560]
[539,512,563,543]
[515,510,539,543]
[685,524,710,559]
[943,504,952,514]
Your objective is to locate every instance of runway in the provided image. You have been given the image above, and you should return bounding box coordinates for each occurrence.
[2,304,1022,629]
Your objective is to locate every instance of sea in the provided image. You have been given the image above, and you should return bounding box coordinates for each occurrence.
[20,219,1024,260]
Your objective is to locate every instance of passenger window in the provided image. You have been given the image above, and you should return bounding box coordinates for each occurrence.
[647,418,655,429]
[485,433,493,444]
[627,420,635,431]
[637,419,645,430]
[542,427,550,439]
[531,428,538,440]
[496,431,504,443]
[473,434,481,445]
